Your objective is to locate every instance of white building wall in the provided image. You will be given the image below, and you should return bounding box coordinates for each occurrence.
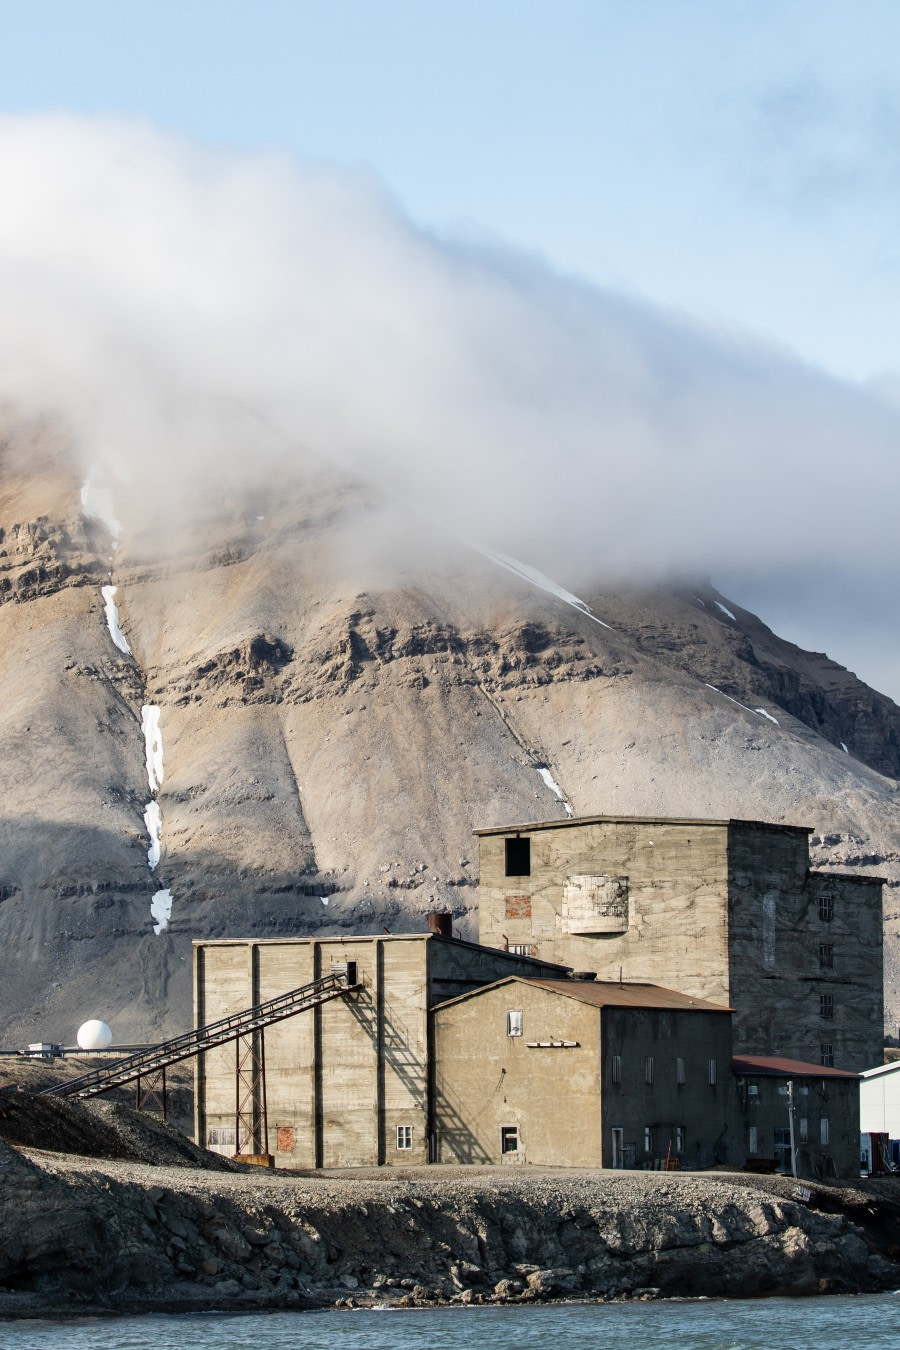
[860,1064,900,1135]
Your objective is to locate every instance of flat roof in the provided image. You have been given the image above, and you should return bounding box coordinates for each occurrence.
[434,975,731,1014]
[733,1054,858,1081]
[192,933,570,972]
[474,814,812,837]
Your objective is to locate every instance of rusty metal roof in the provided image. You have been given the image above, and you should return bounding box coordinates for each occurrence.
[732,1054,858,1081]
[524,978,731,1013]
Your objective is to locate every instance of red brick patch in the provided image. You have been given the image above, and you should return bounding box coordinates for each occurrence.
[505,895,532,919]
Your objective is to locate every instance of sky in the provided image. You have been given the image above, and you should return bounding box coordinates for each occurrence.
[0,0,898,702]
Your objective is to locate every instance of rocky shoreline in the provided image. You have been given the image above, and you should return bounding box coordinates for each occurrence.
[3,1129,900,1320]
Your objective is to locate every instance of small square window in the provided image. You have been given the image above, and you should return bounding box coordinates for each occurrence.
[818,895,833,922]
[505,837,531,877]
[820,1117,830,1147]
[821,1043,834,1068]
[675,1056,685,1085]
[820,994,834,1020]
[708,1058,717,1086]
[818,943,834,969]
[644,1055,654,1085]
[396,1125,413,1150]
[610,1054,622,1084]
[506,1009,523,1037]
[501,1125,519,1154]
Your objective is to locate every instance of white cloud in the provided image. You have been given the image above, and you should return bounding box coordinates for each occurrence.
[0,114,897,698]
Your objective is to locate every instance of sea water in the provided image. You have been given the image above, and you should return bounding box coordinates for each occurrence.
[1,1295,899,1350]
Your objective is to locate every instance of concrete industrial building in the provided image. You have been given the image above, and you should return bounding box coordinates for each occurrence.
[476,815,883,1072]
[192,813,879,1175]
[432,976,733,1169]
[194,931,567,1168]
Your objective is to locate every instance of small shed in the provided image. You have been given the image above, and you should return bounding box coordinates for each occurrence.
[733,1055,860,1180]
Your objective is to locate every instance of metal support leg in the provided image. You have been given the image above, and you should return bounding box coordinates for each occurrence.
[135,1065,168,1118]
[234,1029,268,1158]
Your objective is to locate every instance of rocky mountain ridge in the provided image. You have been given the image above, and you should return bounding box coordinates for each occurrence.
[1,420,898,1044]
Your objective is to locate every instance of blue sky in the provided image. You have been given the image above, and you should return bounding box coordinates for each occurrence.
[1,1,899,700]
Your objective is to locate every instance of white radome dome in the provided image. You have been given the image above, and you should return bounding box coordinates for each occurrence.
[77,1019,113,1050]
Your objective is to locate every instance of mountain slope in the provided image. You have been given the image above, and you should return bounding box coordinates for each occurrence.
[1,422,898,1045]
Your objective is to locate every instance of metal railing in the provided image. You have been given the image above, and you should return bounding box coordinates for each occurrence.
[41,971,361,1099]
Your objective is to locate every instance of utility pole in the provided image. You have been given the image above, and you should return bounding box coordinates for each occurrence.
[786,1079,798,1179]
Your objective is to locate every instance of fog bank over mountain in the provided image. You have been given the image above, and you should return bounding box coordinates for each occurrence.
[0,114,897,696]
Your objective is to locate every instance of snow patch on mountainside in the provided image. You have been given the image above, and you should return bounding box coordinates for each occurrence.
[537,765,574,816]
[141,706,164,793]
[474,546,612,629]
[150,888,173,934]
[100,585,131,655]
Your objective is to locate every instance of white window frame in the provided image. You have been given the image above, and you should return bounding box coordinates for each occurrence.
[820,1117,830,1147]
[675,1126,686,1154]
[748,1125,758,1154]
[396,1125,413,1151]
[506,1009,523,1037]
[644,1125,654,1154]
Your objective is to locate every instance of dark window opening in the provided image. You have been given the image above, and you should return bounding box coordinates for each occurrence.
[820,993,834,1020]
[505,836,531,877]
[821,1043,834,1068]
[818,895,833,922]
[501,1125,519,1153]
[818,943,834,969]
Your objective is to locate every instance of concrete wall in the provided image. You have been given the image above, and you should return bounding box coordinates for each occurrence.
[433,980,603,1166]
[476,816,883,1071]
[194,935,569,1169]
[600,1005,734,1169]
[734,1071,860,1180]
[477,818,732,1003]
[195,935,432,1169]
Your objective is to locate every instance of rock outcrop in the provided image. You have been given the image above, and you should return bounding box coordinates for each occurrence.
[0,1137,898,1318]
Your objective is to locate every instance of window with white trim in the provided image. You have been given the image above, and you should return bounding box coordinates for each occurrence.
[748,1125,758,1154]
[506,1009,523,1037]
[675,1126,686,1153]
[644,1126,654,1154]
[396,1125,413,1150]
[820,1118,830,1147]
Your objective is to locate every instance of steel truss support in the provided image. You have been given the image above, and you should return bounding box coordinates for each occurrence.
[235,1029,268,1157]
[135,1065,168,1119]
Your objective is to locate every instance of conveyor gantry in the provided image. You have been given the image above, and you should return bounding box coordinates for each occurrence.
[41,967,361,1102]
